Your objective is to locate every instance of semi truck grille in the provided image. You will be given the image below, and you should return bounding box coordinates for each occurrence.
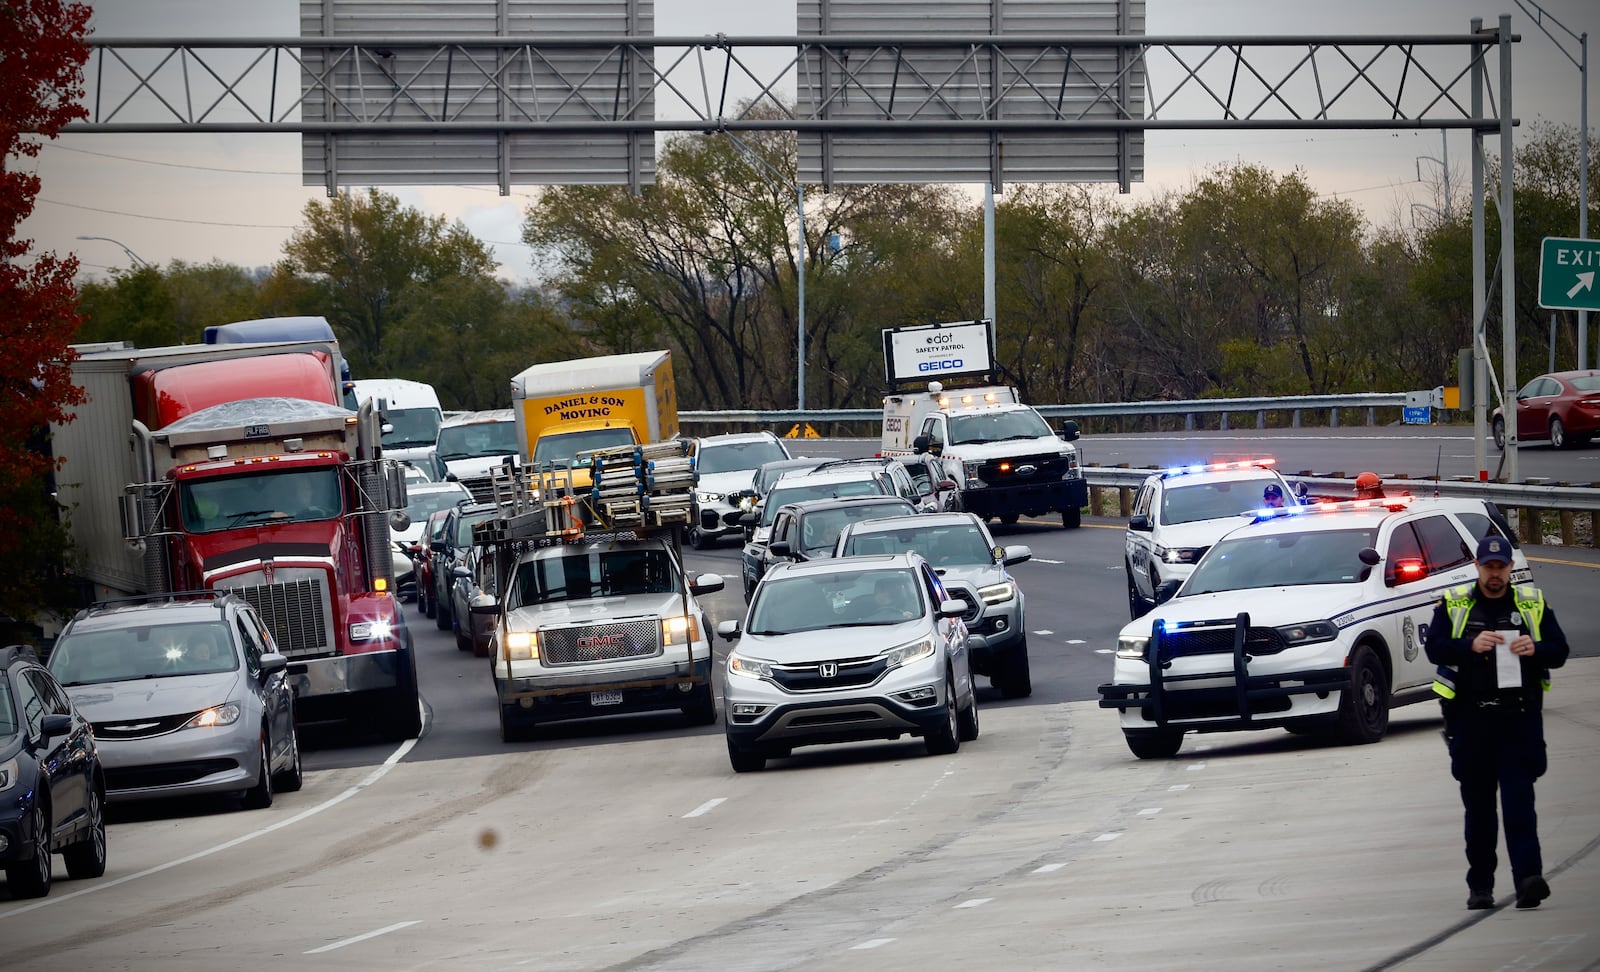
[233,578,333,657]
[542,620,661,665]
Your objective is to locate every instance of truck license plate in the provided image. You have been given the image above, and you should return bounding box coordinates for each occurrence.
[590,690,623,706]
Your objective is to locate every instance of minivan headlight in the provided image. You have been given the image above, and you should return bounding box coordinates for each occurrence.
[183,702,242,729]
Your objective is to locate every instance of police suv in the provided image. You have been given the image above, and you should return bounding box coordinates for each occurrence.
[1099,496,1531,759]
[1124,459,1302,619]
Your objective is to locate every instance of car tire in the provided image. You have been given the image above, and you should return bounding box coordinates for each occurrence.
[924,670,961,756]
[4,799,52,898]
[1335,644,1390,745]
[272,721,304,793]
[499,703,536,743]
[683,682,718,726]
[1062,506,1082,529]
[957,690,980,742]
[1492,416,1506,449]
[1124,729,1184,759]
[382,651,424,741]
[727,735,766,773]
[434,583,452,630]
[999,514,1020,526]
[689,525,710,550]
[456,625,473,653]
[242,734,274,810]
[997,638,1032,699]
[419,581,434,618]
[1550,417,1568,449]
[62,783,107,880]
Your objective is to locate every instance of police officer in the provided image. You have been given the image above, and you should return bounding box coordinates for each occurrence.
[1423,535,1569,911]
[1261,483,1286,508]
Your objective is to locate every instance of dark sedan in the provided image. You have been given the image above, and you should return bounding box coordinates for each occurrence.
[1,646,107,899]
[1494,369,1600,449]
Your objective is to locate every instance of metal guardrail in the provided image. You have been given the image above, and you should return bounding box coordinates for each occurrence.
[680,392,1410,430]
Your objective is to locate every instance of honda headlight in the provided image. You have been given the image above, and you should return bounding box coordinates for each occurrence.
[1275,620,1338,646]
[662,615,700,646]
[977,581,1015,605]
[503,630,539,661]
[882,636,936,669]
[728,652,775,679]
[1116,634,1150,660]
[183,702,242,729]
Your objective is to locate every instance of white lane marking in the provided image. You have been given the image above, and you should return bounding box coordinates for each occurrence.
[1138,808,1162,816]
[1066,639,1086,645]
[1187,762,1207,771]
[0,735,420,920]
[955,898,993,909]
[1032,558,1065,565]
[305,920,421,954]
[1168,784,1191,791]
[1033,629,1054,636]
[1033,862,1069,873]
[684,797,727,818]
[1095,648,1113,654]
[1094,832,1122,842]
[852,938,896,950]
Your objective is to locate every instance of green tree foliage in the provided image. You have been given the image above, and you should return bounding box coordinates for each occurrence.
[283,188,498,375]
[75,260,267,346]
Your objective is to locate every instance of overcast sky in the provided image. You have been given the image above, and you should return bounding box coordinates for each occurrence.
[20,0,1599,283]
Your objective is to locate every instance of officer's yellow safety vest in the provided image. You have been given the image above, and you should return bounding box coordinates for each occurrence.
[1432,583,1549,700]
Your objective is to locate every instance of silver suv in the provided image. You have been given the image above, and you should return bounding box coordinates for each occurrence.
[835,512,1033,697]
[717,552,978,772]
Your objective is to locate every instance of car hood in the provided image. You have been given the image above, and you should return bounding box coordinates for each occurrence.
[1146,518,1254,550]
[942,436,1074,460]
[738,619,931,662]
[504,591,697,628]
[62,672,241,721]
[696,470,757,495]
[1120,584,1370,638]
[933,563,1005,589]
[445,455,517,479]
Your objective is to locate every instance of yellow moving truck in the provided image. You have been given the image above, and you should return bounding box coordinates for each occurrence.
[511,351,679,485]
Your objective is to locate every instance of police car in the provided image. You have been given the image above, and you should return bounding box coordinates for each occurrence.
[1124,459,1302,618]
[1099,495,1531,759]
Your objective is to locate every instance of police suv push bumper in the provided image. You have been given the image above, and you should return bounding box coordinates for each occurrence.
[1097,612,1350,732]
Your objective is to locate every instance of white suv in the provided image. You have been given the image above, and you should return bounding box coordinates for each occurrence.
[1125,459,1302,618]
[689,432,792,549]
[1100,496,1531,759]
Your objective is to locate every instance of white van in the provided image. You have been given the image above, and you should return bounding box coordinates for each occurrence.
[352,378,445,475]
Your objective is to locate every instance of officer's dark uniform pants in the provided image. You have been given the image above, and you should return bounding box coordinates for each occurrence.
[1446,703,1548,892]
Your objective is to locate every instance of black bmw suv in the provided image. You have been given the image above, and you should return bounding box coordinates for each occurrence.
[1,644,107,898]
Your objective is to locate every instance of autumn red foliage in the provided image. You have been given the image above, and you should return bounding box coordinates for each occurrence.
[1,1,92,620]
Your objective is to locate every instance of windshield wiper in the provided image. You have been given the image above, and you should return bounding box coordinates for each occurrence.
[227,509,281,527]
[438,452,472,461]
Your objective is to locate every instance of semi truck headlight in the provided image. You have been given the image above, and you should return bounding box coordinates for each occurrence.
[977,581,1015,605]
[504,630,539,660]
[1116,635,1150,660]
[662,615,699,646]
[183,702,242,729]
[350,619,394,642]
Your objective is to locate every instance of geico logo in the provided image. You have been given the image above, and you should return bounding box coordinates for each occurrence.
[917,358,964,372]
[576,634,625,649]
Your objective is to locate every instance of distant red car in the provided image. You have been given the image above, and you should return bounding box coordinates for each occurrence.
[1493,370,1600,450]
[415,508,453,618]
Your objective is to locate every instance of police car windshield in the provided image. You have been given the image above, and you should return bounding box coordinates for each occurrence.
[1183,527,1379,594]
[1161,478,1280,526]
[947,409,1051,445]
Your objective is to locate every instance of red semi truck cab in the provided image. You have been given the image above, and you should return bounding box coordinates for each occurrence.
[128,396,420,740]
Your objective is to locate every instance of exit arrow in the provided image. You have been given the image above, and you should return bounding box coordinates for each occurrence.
[1569,271,1596,299]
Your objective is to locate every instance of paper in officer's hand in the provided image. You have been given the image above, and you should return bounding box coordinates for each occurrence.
[1493,630,1522,689]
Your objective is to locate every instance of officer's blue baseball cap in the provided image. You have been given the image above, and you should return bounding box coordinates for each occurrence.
[1475,535,1513,565]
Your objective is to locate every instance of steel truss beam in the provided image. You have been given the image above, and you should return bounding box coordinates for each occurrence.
[68,32,1513,134]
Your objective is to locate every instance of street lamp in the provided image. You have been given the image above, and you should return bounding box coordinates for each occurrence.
[1514,0,1589,369]
[75,235,153,269]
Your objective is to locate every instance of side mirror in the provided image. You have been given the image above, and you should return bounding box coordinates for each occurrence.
[1001,544,1033,566]
[716,619,743,642]
[938,599,966,618]
[429,539,446,553]
[769,540,792,557]
[912,434,931,455]
[739,511,759,527]
[41,713,73,739]
[689,572,725,596]
[1129,513,1152,532]
[1154,578,1182,605]
[1058,420,1080,442]
[452,565,470,579]
[1358,547,1383,566]
[469,596,500,615]
[388,510,412,532]
[936,479,958,491]
[259,651,289,676]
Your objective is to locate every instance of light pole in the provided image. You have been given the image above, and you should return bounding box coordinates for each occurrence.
[725,134,809,409]
[1515,0,1589,369]
[75,235,153,269]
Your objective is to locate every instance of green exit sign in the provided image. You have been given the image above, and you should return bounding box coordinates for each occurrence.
[1538,236,1600,311]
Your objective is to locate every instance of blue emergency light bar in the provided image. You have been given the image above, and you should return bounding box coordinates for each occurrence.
[1248,494,1412,523]
[1160,457,1276,478]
